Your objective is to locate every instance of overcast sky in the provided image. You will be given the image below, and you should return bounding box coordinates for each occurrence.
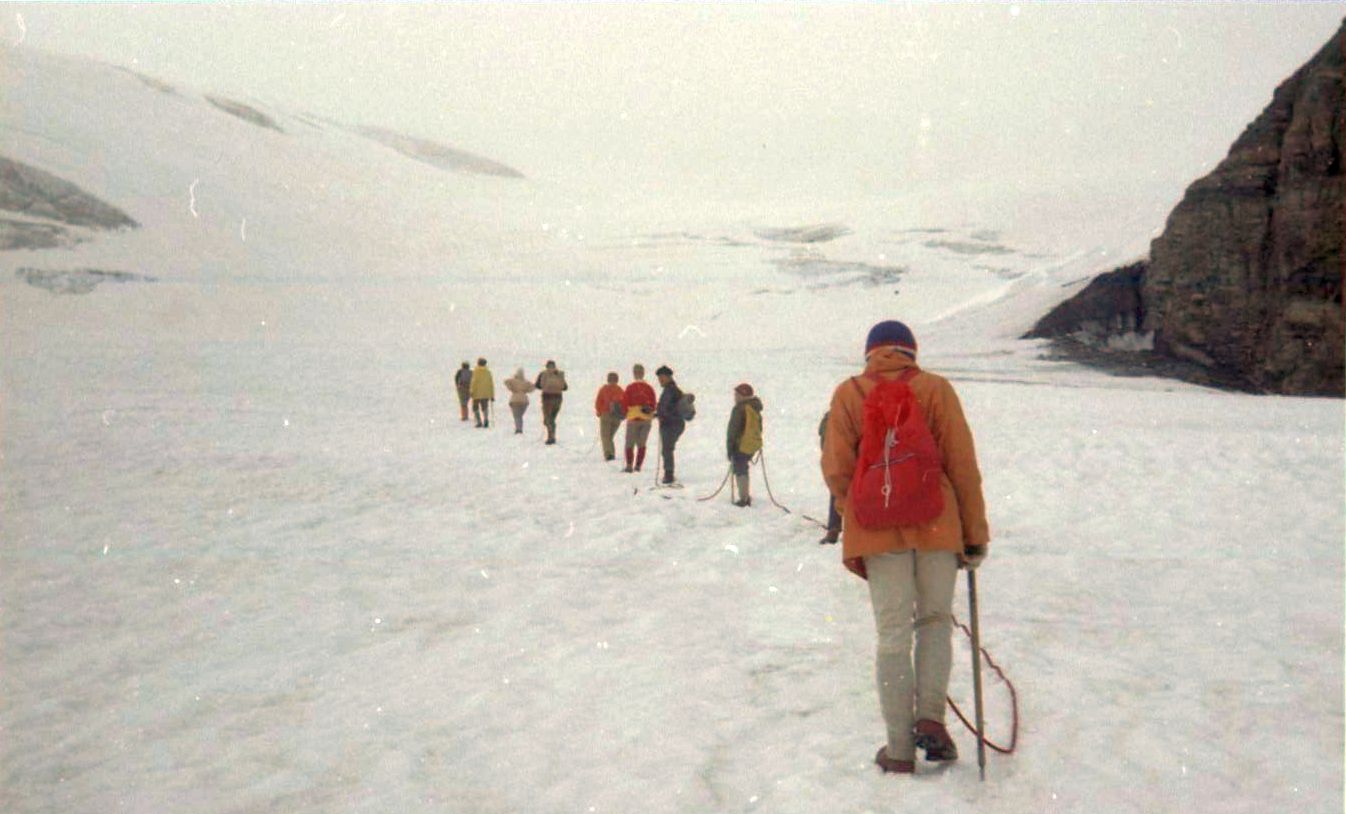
[7,3,1345,205]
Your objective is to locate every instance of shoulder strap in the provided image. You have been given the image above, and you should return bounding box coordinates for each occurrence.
[848,376,867,400]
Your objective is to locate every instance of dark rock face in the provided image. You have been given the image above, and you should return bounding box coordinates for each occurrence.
[1026,22,1344,396]
[16,268,154,295]
[1026,261,1147,343]
[0,156,138,231]
[0,218,79,251]
[353,125,525,179]
[205,96,284,133]
[1144,21,1344,396]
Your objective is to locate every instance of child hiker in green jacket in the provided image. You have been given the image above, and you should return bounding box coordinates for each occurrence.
[726,383,763,507]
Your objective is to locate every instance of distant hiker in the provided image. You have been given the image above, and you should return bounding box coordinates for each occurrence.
[535,360,568,445]
[622,363,657,472]
[504,368,536,434]
[469,358,495,428]
[818,411,840,544]
[454,362,472,422]
[594,372,626,461]
[654,365,686,484]
[726,383,763,507]
[821,320,989,775]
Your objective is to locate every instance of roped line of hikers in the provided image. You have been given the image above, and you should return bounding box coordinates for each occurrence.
[454,358,773,504]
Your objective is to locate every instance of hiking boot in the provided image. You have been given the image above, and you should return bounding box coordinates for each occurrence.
[604,454,615,462]
[661,475,675,485]
[914,720,958,762]
[733,498,752,507]
[545,439,556,446]
[622,466,634,473]
[874,746,915,774]
[818,529,840,545]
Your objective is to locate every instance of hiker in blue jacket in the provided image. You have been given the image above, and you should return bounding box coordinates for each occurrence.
[655,365,685,485]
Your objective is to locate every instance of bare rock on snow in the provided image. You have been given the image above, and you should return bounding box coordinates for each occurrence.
[775,249,906,288]
[16,267,155,295]
[0,218,80,251]
[353,125,525,179]
[1026,261,1147,343]
[755,223,852,243]
[205,95,285,133]
[1027,20,1345,396]
[0,156,138,232]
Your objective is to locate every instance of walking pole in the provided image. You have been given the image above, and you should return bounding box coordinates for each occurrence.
[967,569,988,782]
[653,429,662,487]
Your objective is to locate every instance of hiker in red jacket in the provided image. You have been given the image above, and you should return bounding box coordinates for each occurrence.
[621,364,657,473]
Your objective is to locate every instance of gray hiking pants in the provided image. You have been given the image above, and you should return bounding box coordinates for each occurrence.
[510,402,527,433]
[865,549,959,761]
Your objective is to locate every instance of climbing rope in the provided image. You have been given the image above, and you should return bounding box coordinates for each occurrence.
[755,448,796,515]
[948,616,1020,755]
[697,465,734,502]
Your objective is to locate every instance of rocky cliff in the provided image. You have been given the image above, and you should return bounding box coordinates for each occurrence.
[1029,21,1344,396]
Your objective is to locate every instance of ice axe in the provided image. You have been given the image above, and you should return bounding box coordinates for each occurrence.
[967,569,987,781]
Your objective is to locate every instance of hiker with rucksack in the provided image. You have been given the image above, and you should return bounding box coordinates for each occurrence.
[821,320,989,776]
[818,411,840,544]
[594,372,625,462]
[504,368,536,434]
[535,360,568,445]
[622,364,657,473]
[469,358,495,428]
[654,365,693,485]
[454,362,472,422]
[726,383,763,507]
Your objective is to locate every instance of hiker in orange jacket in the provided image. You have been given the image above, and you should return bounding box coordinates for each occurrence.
[594,372,626,462]
[821,320,990,775]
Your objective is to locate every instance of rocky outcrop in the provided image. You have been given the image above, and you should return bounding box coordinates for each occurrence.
[0,156,138,231]
[1028,21,1344,396]
[16,268,155,295]
[1143,20,1344,396]
[1026,262,1147,343]
[206,95,284,133]
[353,125,525,179]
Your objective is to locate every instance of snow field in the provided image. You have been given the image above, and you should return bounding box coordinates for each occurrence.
[2,40,1343,814]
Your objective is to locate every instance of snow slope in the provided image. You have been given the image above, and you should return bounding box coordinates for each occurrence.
[1,44,1342,814]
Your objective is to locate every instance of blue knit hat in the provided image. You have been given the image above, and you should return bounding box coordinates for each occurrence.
[865,320,917,358]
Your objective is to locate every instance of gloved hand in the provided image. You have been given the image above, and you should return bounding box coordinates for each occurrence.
[960,544,988,570]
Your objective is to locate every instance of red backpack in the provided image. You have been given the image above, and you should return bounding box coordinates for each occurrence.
[848,369,945,529]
